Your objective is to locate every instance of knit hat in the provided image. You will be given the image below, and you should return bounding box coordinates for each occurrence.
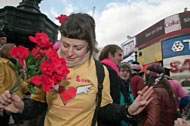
[146,63,164,74]
[145,63,165,85]
[130,62,142,75]
[0,31,6,37]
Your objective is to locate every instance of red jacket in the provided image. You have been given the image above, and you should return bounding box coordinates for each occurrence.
[141,85,177,126]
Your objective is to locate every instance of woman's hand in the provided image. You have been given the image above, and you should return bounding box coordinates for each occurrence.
[175,118,190,126]
[0,90,24,113]
[128,86,153,115]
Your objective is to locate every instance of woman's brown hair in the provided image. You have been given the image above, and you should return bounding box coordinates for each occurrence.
[60,13,96,59]
[99,44,122,61]
[145,63,174,98]
[0,43,16,59]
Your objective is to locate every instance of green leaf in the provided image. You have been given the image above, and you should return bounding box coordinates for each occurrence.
[27,83,36,94]
[9,74,23,94]
[8,61,17,70]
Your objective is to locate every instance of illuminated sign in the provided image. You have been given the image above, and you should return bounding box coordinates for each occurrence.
[121,37,136,59]
[164,14,181,34]
[136,11,190,48]
[162,35,190,58]
[170,58,190,73]
[163,55,190,77]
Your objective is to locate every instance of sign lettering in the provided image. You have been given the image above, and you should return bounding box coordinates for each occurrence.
[170,59,190,73]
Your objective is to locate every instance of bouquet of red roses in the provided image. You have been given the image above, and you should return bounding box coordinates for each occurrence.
[9,32,69,94]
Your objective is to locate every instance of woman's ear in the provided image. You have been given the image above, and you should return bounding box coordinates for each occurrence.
[108,52,113,59]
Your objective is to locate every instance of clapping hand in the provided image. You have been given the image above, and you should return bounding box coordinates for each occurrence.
[128,86,153,115]
[175,118,190,126]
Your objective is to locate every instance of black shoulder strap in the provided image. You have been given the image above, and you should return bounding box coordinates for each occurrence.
[91,59,105,126]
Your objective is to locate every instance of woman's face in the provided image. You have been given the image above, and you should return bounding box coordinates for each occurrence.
[60,37,88,66]
[119,68,130,80]
[109,49,123,66]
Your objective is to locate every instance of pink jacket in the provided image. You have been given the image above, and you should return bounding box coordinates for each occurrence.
[168,79,187,99]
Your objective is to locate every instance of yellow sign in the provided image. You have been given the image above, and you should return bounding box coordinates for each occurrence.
[138,42,162,65]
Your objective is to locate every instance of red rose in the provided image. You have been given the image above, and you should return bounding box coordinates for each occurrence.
[9,32,69,94]
[10,46,29,59]
[10,45,29,67]
[32,46,41,59]
[30,75,41,86]
[56,14,68,24]
[46,48,59,59]
[29,33,53,49]
[41,74,55,92]
[40,60,54,76]
[53,58,69,76]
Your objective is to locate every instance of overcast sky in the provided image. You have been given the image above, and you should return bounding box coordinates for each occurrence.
[0,0,189,48]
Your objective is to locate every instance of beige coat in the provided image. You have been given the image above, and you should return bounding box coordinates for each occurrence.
[0,58,24,97]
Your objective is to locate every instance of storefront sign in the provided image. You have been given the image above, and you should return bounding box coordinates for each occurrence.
[163,55,190,77]
[136,20,164,46]
[180,11,190,28]
[164,14,181,34]
[121,37,136,59]
[162,35,190,58]
[138,42,162,65]
[136,11,190,48]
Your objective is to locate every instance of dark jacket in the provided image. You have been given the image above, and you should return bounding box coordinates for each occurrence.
[120,79,138,126]
[104,65,121,104]
[141,85,177,126]
[98,65,122,126]
[120,79,133,105]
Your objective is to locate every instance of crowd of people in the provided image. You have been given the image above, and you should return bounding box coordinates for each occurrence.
[0,12,189,126]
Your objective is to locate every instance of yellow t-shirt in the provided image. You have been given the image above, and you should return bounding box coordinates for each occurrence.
[0,58,24,97]
[31,58,113,126]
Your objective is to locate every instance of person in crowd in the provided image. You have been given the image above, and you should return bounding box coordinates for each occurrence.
[98,44,123,126]
[167,77,187,99]
[175,95,190,126]
[0,31,7,49]
[141,63,178,126]
[130,62,145,98]
[99,44,122,104]
[119,62,137,126]
[179,96,190,118]
[165,74,187,117]
[0,43,25,126]
[0,13,153,126]
[119,62,134,106]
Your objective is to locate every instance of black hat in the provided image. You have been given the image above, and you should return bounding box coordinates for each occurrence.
[0,31,6,37]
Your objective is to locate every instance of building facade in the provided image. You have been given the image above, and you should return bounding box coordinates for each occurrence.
[122,10,190,89]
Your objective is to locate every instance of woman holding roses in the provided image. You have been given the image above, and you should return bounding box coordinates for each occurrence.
[0,43,27,126]
[0,13,153,126]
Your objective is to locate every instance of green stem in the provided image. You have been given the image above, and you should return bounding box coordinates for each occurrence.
[9,74,23,94]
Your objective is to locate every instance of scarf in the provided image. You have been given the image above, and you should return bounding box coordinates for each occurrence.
[101,58,119,75]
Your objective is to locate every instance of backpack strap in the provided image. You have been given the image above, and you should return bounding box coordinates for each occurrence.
[91,59,105,126]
